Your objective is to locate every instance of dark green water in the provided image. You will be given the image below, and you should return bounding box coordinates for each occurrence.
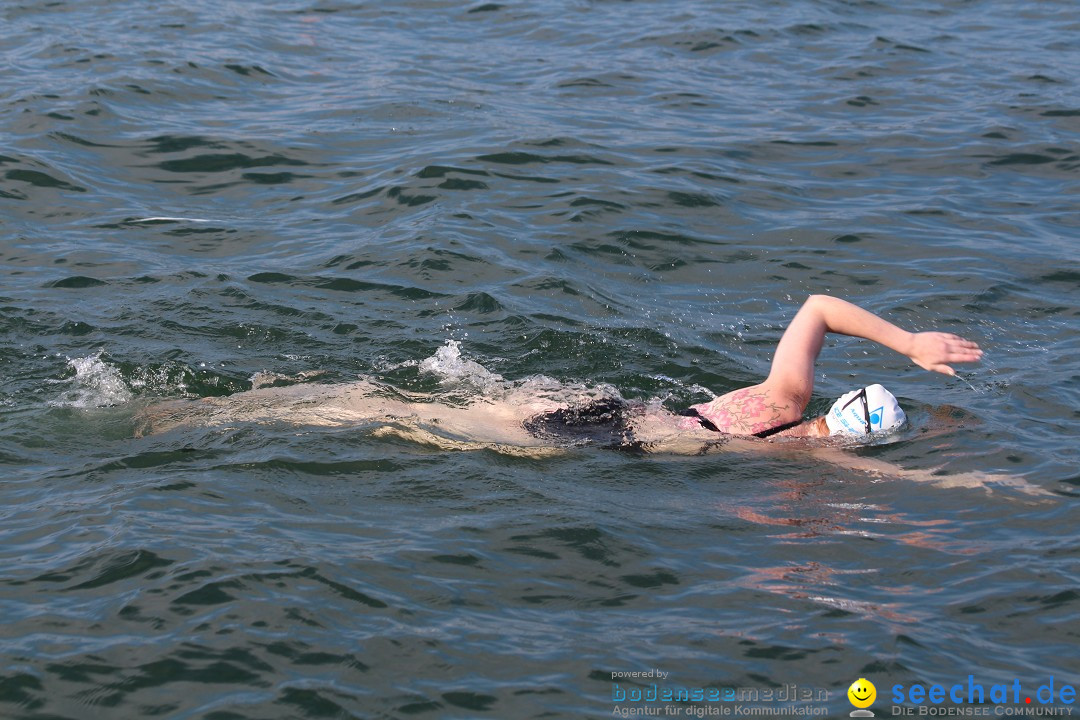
[2,0,1078,718]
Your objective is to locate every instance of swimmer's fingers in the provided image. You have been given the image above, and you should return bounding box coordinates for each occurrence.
[940,333,984,372]
[908,332,983,376]
[944,333,982,358]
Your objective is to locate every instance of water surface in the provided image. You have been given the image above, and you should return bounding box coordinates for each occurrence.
[2,0,1078,717]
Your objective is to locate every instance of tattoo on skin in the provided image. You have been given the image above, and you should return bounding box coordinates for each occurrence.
[699,388,793,435]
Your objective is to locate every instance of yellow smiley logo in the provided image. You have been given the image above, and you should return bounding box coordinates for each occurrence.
[848,678,876,709]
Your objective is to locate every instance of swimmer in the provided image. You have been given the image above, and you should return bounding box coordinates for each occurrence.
[137,294,980,451]
[136,294,1048,494]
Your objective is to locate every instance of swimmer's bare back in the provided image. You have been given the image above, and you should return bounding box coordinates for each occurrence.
[135,378,741,453]
[135,379,573,449]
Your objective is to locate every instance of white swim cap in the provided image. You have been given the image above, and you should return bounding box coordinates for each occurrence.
[825,384,906,436]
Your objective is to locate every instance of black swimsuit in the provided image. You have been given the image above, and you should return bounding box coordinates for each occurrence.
[679,408,802,439]
[523,400,801,451]
[523,398,642,451]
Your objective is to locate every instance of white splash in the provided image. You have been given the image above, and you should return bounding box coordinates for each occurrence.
[51,351,132,408]
[418,340,504,391]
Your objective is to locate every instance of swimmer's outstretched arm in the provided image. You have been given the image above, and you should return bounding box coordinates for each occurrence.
[803,446,1051,497]
[763,294,984,411]
[688,295,983,434]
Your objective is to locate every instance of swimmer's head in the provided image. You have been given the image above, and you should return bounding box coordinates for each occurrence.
[825,384,905,436]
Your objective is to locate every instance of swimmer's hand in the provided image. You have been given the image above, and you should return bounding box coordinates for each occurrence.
[905,332,982,377]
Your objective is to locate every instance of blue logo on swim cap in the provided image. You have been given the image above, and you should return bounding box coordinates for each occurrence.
[869,406,883,428]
